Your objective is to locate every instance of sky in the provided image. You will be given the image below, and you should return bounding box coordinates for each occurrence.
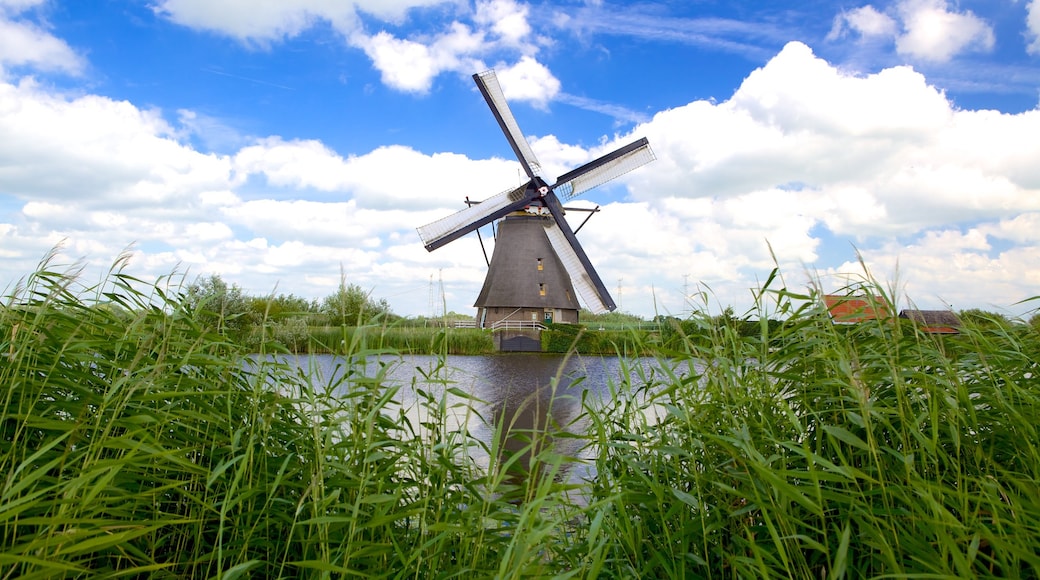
[1,0,1039,320]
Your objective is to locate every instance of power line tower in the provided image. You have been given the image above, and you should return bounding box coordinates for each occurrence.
[683,273,690,316]
[437,269,445,319]
[427,273,436,322]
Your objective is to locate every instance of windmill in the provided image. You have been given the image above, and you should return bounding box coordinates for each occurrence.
[417,69,654,341]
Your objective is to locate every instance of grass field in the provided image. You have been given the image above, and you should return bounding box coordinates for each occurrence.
[2,260,1038,577]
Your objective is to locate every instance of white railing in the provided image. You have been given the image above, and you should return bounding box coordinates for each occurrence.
[488,320,546,331]
[446,318,547,331]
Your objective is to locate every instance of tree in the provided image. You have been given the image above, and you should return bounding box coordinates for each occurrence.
[959,308,1011,329]
[248,293,318,323]
[183,274,250,334]
[319,281,390,326]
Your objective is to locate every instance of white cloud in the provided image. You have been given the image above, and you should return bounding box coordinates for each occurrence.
[828,5,898,41]
[474,0,533,50]
[979,212,1040,244]
[153,0,551,102]
[494,55,560,107]
[232,139,520,209]
[1027,0,1040,55]
[3,20,1040,319]
[894,0,994,62]
[827,1,996,64]
[628,41,1040,241]
[827,228,1040,315]
[0,0,46,10]
[152,0,361,43]
[0,79,232,206]
[347,0,548,95]
[351,22,485,93]
[0,1,83,75]
[596,40,1040,314]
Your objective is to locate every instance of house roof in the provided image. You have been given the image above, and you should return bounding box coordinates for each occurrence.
[898,309,961,333]
[824,295,892,323]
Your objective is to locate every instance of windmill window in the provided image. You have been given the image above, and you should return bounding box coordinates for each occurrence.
[539,283,546,296]
[537,258,543,271]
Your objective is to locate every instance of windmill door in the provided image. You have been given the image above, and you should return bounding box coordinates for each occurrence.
[544,309,553,323]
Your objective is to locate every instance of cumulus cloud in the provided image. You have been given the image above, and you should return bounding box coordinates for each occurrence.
[493,55,561,107]
[630,42,1039,239]
[0,79,231,206]
[150,0,440,42]
[828,5,898,41]
[894,0,995,62]
[153,0,557,105]
[1027,0,1040,55]
[0,77,470,297]
[232,139,521,209]
[3,12,1040,317]
[351,22,485,93]
[592,40,1038,314]
[474,0,534,50]
[0,0,84,75]
[828,1,995,63]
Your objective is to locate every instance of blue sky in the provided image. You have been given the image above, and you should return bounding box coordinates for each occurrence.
[1,0,1039,319]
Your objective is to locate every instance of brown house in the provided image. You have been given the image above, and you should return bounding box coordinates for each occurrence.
[898,310,961,334]
[824,295,892,323]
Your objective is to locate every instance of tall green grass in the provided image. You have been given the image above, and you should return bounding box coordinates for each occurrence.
[583,272,1040,577]
[0,258,580,578]
[300,324,495,355]
[3,257,1038,577]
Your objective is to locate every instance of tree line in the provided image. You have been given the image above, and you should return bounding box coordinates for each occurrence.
[184,273,1040,355]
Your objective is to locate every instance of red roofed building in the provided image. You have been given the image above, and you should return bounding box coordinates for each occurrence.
[824,295,892,324]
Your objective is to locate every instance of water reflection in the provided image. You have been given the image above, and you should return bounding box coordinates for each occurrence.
[272,352,664,491]
[472,355,589,496]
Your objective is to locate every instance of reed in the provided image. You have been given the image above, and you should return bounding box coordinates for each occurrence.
[0,258,573,577]
[2,257,1037,577]
[582,272,1040,577]
[261,324,496,355]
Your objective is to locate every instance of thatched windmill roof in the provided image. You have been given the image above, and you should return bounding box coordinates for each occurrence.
[474,214,580,310]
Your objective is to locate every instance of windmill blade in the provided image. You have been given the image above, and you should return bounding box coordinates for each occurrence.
[552,137,655,201]
[473,70,543,179]
[418,183,539,251]
[541,192,616,313]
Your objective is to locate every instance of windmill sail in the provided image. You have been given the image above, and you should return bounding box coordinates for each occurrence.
[473,70,543,179]
[418,183,536,251]
[542,220,613,313]
[542,193,616,312]
[418,67,654,323]
[553,137,655,201]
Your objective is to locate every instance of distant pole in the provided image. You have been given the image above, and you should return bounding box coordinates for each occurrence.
[427,274,435,325]
[617,277,623,312]
[438,269,446,318]
[683,274,689,315]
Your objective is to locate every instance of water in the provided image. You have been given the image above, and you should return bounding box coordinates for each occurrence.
[267,352,679,487]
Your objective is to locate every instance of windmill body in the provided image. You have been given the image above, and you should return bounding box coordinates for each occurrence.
[418,70,654,343]
[474,212,581,329]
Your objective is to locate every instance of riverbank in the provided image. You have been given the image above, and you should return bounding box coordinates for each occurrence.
[3,265,1038,577]
[254,322,660,355]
